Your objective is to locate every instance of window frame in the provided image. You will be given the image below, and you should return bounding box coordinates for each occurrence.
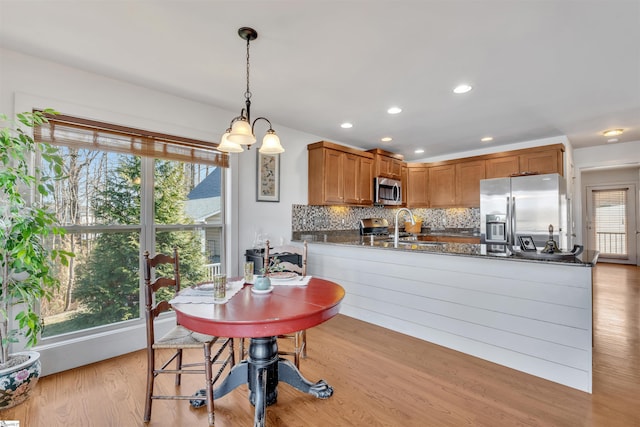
[32,113,227,364]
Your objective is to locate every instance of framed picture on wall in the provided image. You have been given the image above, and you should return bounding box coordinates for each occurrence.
[256,151,280,202]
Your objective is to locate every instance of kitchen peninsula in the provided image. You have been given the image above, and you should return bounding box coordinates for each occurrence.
[295,232,597,393]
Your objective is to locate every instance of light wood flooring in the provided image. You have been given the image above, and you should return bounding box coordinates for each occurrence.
[2,263,639,426]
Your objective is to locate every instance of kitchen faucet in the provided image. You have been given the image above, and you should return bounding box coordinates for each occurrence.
[394,208,415,248]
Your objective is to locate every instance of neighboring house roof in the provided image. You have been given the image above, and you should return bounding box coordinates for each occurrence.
[185,168,222,222]
[187,167,221,200]
[185,196,221,223]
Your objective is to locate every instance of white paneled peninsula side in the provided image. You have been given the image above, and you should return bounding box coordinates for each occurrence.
[300,238,597,393]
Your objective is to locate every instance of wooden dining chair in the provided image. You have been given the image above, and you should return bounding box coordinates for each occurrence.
[241,240,308,368]
[143,248,235,427]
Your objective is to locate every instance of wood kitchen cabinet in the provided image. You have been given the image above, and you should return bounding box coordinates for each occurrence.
[406,164,429,207]
[455,160,485,207]
[308,141,563,207]
[485,144,564,178]
[356,155,374,205]
[428,158,485,208]
[308,141,374,206]
[519,148,563,175]
[485,155,519,179]
[342,153,359,204]
[367,148,404,179]
[428,164,456,207]
[401,164,408,207]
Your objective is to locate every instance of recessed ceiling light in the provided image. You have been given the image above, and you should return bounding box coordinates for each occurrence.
[607,138,619,143]
[387,107,402,114]
[414,149,425,154]
[481,136,493,142]
[381,137,392,142]
[340,122,353,129]
[453,84,472,94]
[602,128,623,137]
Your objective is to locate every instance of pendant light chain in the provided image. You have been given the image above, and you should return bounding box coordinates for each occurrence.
[244,36,252,109]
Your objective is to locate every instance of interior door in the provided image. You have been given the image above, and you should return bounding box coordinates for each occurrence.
[586,184,638,265]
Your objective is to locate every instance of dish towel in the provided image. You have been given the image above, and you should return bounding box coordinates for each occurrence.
[271,275,312,286]
[169,279,244,304]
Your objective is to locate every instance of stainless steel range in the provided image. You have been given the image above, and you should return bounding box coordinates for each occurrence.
[359,218,389,235]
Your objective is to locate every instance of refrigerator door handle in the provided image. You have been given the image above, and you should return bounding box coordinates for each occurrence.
[510,196,517,246]
[506,196,511,245]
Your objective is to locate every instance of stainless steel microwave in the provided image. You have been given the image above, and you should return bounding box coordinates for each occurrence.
[374,177,402,205]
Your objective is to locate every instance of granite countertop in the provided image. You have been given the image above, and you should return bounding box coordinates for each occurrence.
[415,228,481,238]
[292,230,598,266]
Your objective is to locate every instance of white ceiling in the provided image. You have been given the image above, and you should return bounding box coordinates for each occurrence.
[1,0,639,161]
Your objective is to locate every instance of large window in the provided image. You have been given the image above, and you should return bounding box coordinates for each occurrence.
[34,115,227,339]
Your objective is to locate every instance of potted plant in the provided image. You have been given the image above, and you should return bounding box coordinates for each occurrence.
[253,257,285,290]
[0,109,72,409]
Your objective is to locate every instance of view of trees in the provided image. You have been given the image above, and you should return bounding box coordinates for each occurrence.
[41,148,213,336]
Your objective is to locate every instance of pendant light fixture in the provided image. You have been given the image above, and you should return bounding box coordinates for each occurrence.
[217,27,284,154]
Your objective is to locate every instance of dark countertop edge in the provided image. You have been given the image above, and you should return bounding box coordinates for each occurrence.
[293,229,480,241]
[293,236,598,267]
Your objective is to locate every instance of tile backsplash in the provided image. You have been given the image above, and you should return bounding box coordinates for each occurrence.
[292,205,479,232]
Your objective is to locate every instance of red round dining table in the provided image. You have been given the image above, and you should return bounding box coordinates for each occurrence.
[172,277,345,427]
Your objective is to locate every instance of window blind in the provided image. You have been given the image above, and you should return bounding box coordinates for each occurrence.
[591,188,627,256]
[34,113,229,168]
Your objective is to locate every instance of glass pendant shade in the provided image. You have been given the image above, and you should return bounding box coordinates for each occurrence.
[227,119,257,145]
[258,130,284,154]
[217,131,244,153]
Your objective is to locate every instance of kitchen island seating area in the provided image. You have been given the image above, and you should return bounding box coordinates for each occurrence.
[143,248,235,426]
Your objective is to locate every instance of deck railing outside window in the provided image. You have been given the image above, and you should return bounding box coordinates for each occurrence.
[596,231,626,255]
[204,263,222,281]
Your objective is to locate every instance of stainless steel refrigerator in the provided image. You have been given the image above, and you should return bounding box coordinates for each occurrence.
[480,173,568,249]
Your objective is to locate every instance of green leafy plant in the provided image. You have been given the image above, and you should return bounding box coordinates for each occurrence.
[0,110,73,367]
[260,256,285,276]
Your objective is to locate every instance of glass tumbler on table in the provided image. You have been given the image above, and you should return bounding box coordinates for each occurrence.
[244,261,254,283]
[213,274,226,301]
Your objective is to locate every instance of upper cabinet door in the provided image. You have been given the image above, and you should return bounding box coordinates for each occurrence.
[390,159,403,179]
[519,150,563,176]
[428,164,456,207]
[406,166,429,207]
[455,160,485,207]
[358,156,374,205]
[323,149,344,204]
[485,156,519,179]
[342,153,359,204]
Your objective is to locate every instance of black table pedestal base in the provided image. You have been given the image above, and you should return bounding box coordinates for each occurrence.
[192,336,333,427]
